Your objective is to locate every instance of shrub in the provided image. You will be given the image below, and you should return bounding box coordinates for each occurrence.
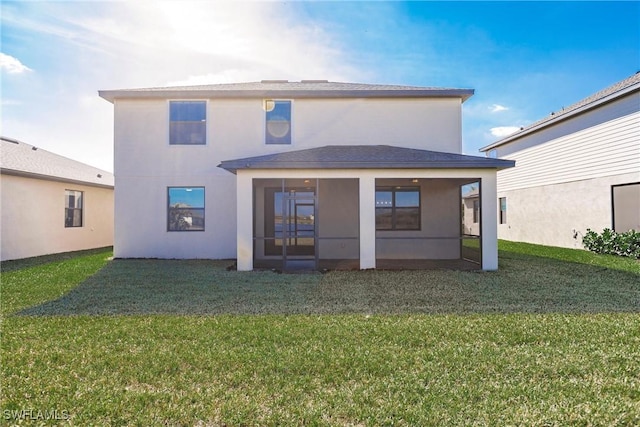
[582,228,640,258]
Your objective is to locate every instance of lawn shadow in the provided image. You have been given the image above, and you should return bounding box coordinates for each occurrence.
[16,252,640,316]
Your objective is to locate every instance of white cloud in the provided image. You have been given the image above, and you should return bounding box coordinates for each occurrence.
[490,104,508,113]
[61,2,361,85]
[490,126,520,138]
[0,52,33,74]
[1,2,367,172]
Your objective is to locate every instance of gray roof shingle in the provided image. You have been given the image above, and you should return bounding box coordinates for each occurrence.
[100,80,474,103]
[0,136,114,188]
[218,145,515,174]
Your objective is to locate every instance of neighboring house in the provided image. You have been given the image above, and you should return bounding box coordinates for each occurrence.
[481,73,640,249]
[461,186,480,236]
[99,80,513,271]
[0,136,114,261]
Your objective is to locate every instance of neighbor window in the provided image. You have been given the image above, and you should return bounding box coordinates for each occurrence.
[499,197,507,224]
[473,200,480,223]
[169,101,206,145]
[265,100,291,144]
[168,187,205,231]
[375,187,420,230]
[65,190,83,227]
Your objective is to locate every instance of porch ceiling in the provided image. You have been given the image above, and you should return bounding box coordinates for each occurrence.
[218,145,515,174]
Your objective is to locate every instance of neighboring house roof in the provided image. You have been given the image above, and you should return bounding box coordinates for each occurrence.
[218,145,515,174]
[462,187,480,199]
[481,72,640,151]
[0,136,114,188]
[99,80,474,103]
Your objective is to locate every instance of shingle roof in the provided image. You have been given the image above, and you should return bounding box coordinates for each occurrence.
[218,145,515,174]
[99,80,474,103]
[481,72,640,151]
[0,136,114,188]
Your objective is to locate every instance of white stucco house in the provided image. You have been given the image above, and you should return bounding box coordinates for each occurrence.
[99,80,513,271]
[0,136,114,261]
[481,73,640,249]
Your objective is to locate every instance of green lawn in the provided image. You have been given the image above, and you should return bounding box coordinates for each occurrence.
[1,244,639,425]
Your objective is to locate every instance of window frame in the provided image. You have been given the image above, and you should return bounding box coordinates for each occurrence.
[264,99,292,145]
[375,186,421,231]
[65,189,83,228]
[168,100,207,145]
[473,199,480,224]
[167,187,206,232]
[499,197,507,224]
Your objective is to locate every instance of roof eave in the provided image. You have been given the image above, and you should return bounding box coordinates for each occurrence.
[218,159,515,174]
[480,81,640,152]
[0,168,115,189]
[99,88,475,103]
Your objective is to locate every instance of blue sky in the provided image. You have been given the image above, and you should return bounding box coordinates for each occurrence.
[1,1,638,172]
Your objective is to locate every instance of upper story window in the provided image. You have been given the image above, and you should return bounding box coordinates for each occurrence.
[375,187,421,230]
[170,101,206,145]
[265,100,291,145]
[168,187,205,231]
[65,190,83,227]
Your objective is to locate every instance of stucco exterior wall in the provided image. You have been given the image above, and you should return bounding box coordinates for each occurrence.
[317,179,360,260]
[112,97,464,259]
[492,92,640,249]
[497,172,640,249]
[0,174,113,261]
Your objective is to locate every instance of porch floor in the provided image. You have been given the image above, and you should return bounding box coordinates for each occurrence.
[255,259,481,272]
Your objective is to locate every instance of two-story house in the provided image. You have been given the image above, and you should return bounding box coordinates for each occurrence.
[99,80,513,271]
[481,73,640,249]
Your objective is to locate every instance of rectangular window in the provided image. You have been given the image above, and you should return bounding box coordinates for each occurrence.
[499,197,507,224]
[265,100,291,144]
[376,187,420,230]
[473,200,480,224]
[168,187,205,231]
[65,190,83,227]
[612,183,640,232]
[170,101,206,145]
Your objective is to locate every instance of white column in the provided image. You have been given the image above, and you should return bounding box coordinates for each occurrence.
[236,172,253,271]
[480,172,498,271]
[359,175,376,269]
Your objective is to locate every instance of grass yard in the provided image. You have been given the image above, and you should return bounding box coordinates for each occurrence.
[1,243,639,425]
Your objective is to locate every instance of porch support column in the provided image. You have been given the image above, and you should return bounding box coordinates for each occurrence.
[236,172,253,271]
[359,175,376,269]
[481,172,498,271]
